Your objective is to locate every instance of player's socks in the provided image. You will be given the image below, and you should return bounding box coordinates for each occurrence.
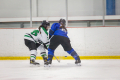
[30,50,39,65]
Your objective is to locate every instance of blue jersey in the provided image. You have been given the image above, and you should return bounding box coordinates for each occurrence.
[49,23,69,38]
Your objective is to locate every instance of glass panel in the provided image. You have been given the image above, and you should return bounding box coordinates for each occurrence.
[1,0,119,28]
[38,0,65,17]
[0,0,30,18]
[0,0,30,28]
[68,0,103,27]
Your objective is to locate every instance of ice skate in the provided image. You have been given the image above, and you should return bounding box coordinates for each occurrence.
[30,59,40,66]
[47,60,52,67]
[42,56,48,67]
[75,56,81,66]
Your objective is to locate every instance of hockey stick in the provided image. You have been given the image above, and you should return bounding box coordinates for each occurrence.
[54,55,60,63]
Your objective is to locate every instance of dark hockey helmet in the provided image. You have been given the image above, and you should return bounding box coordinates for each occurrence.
[41,20,50,28]
[59,19,66,25]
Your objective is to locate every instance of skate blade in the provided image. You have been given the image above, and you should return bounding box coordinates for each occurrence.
[48,64,51,67]
[30,64,40,67]
[44,64,48,67]
[44,64,52,67]
[76,63,81,66]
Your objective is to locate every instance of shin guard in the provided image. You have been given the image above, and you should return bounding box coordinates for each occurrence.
[47,48,54,62]
[67,49,79,60]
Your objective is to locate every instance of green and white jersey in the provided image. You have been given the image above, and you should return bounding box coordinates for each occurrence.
[24,27,49,47]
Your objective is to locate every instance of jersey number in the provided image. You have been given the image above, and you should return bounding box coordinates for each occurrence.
[31,30,39,36]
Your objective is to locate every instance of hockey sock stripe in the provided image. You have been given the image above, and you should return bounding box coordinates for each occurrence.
[41,52,47,57]
[30,56,36,59]
[41,54,47,57]
[31,54,36,57]
[41,52,46,54]
[30,54,36,59]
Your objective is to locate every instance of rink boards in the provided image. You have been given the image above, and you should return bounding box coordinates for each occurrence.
[0,27,120,60]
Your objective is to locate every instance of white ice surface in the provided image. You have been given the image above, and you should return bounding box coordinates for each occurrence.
[0,60,120,80]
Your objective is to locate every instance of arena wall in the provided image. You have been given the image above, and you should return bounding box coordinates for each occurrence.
[0,27,120,60]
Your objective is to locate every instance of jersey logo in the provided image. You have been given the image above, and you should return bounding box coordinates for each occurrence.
[31,30,39,36]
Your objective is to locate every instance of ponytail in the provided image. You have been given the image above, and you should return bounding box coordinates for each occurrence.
[38,25,42,34]
[60,25,67,32]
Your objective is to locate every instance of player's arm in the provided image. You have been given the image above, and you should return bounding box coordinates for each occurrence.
[49,23,59,39]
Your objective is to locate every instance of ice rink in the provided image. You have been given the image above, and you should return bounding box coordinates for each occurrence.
[0,60,120,80]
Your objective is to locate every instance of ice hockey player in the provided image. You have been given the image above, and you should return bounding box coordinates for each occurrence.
[24,20,50,66]
[47,19,81,66]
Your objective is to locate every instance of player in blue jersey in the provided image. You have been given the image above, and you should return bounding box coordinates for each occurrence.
[47,19,81,66]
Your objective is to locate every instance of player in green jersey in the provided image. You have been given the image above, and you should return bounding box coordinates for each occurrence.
[24,20,50,66]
